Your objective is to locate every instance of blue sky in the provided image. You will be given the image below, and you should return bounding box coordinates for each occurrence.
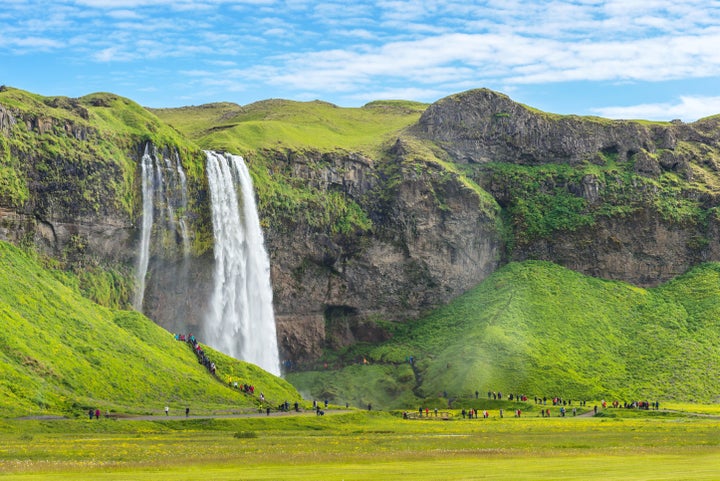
[2,0,720,121]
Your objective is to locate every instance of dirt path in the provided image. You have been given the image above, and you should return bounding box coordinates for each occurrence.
[112,409,349,421]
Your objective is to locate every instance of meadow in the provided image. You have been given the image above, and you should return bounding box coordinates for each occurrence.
[1,406,720,480]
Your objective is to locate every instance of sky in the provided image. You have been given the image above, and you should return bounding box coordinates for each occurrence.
[2,0,720,121]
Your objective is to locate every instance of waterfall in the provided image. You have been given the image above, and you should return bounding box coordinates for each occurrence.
[133,144,191,311]
[204,150,280,376]
[133,144,154,311]
[176,154,190,258]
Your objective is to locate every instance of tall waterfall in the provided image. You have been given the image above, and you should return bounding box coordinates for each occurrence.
[133,143,190,311]
[204,151,280,376]
[133,145,154,311]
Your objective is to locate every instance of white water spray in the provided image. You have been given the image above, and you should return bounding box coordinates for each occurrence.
[176,155,190,258]
[204,151,280,376]
[133,145,154,311]
[133,144,191,311]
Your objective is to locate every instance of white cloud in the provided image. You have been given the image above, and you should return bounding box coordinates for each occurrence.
[92,46,138,61]
[106,9,143,19]
[592,95,720,122]
[7,36,64,51]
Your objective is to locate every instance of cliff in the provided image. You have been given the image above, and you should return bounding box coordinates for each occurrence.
[415,89,720,286]
[3,86,720,368]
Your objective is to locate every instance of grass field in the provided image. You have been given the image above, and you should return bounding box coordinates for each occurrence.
[2,408,720,480]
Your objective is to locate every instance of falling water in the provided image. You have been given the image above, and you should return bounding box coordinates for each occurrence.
[176,155,191,258]
[133,144,191,311]
[204,151,280,376]
[133,144,154,310]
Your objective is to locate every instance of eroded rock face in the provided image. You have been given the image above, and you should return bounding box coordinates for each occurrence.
[415,88,667,165]
[416,88,720,288]
[261,147,502,363]
[510,210,710,286]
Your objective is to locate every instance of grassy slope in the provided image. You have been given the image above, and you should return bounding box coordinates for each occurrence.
[0,241,300,418]
[288,261,720,407]
[151,99,427,155]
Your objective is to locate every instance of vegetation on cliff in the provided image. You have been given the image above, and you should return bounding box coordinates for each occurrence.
[0,240,299,417]
[0,86,205,215]
[0,87,217,308]
[288,260,720,408]
[152,98,432,238]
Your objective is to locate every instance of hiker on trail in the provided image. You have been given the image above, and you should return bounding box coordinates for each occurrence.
[89,409,94,419]
[185,407,190,417]
[95,409,100,419]
[165,406,169,416]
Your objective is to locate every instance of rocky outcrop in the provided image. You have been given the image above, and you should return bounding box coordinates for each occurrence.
[417,88,720,287]
[415,88,675,165]
[511,209,712,286]
[261,146,502,362]
[0,104,17,134]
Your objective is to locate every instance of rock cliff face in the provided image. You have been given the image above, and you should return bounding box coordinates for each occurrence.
[261,145,501,362]
[416,89,679,166]
[416,88,720,287]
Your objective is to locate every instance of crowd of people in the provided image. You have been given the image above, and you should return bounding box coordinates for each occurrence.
[175,333,216,375]
[400,388,665,421]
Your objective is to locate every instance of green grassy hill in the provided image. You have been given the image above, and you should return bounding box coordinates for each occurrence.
[151,98,427,156]
[0,241,300,418]
[287,261,720,408]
